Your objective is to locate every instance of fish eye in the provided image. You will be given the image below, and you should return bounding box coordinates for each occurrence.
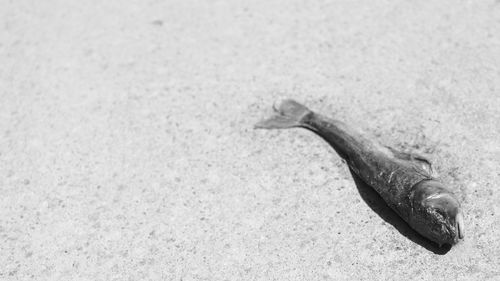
[433,208,447,219]
[423,193,460,219]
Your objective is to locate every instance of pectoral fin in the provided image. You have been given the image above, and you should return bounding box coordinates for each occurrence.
[387,147,436,177]
[410,152,435,177]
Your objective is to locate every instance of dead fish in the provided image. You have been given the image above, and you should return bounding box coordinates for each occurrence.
[255,99,464,246]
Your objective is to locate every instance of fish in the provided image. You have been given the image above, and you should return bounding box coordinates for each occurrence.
[255,99,464,246]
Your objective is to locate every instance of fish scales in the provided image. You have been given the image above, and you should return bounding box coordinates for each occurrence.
[304,113,430,219]
[256,99,465,246]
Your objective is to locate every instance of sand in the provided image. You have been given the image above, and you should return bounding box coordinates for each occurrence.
[1,0,499,280]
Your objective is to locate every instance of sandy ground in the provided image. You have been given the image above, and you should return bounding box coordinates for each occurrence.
[1,0,500,280]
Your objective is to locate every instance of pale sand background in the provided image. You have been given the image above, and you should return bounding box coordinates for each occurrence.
[1,0,500,280]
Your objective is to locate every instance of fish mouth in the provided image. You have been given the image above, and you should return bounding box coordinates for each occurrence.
[455,212,465,239]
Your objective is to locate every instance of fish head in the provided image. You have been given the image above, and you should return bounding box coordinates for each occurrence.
[410,180,465,246]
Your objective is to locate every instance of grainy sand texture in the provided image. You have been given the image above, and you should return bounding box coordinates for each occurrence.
[1,0,500,280]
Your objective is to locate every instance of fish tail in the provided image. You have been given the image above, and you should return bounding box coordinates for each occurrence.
[255,99,312,129]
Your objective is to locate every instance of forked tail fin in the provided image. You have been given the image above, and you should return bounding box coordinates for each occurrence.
[255,99,312,129]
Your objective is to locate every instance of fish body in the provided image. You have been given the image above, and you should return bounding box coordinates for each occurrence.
[256,99,464,246]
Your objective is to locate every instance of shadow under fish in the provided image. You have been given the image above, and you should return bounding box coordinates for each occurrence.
[255,99,464,250]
